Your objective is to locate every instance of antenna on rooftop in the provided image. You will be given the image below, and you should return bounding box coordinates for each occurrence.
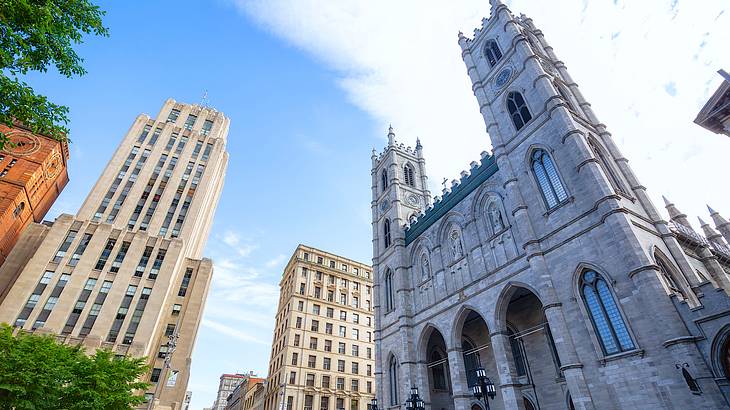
[201,89,210,107]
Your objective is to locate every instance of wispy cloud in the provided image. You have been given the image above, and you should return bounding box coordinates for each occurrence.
[265,254,287,268]
[221,230,257,257]
[202,319,270,345]
[232,0,729,228]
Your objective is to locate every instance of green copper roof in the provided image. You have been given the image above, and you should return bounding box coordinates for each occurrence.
[405,155,499,245]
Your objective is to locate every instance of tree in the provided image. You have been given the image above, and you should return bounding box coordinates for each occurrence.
[0,0,108,150]
[0,323,150,410]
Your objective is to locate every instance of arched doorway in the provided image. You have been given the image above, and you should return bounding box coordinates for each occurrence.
[453,308,503,409]
[500,286,564,409]
[722,336,730,380]
[424,327,454,410]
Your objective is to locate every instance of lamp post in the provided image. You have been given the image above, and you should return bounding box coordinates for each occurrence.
[146,332,179,410]
[404,386,425,409]
[370,398,379,410]
[471,367,496,410]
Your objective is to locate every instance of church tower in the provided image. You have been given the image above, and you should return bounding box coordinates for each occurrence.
[370,126,431,407]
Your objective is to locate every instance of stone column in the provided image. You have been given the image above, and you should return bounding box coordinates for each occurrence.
[542,304,595,410]
[447,348,472,409]
[490,331,526,410]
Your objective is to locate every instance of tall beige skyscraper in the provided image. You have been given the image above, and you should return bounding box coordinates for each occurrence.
[0,99,229,409]
[263,245,375,410]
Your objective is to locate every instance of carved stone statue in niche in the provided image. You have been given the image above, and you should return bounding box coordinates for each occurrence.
[449,230,464,260]
[488,202,504,233]
[421,253,431,280]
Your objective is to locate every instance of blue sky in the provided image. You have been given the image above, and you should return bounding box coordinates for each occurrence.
[29,0,729,408]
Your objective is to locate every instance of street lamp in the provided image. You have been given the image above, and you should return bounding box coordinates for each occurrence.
[471,367,496,410]
[147,332,179,410]
[404,386,425,409]
[370,398,379,410]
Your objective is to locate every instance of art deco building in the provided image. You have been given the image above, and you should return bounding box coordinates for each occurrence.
[0,99,229,409]
[0,123,69,266]
[264,245,375,410]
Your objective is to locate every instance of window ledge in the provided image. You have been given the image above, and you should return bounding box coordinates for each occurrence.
[598,348,644,365]
[543,196,574,217]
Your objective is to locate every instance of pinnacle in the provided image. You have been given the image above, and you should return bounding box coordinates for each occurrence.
[662,195,672,206]
[708,204,718,215]
[698,216,708,226]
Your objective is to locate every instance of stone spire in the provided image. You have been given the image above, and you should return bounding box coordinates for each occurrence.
[387,124,395,146]
[708,205,730,244]
[662,196,692,228]
[699,217,727,246]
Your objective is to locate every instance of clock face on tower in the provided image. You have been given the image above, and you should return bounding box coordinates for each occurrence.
[3,129,41,157]
[45,152,63,179]
[406,193,420,207]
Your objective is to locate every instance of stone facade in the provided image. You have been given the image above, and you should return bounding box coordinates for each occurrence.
[0,123,69,266]
[0,99,229,409]
[214,373,248,410]
[694,70,730,137]
[371,2,730,409]
[264,245,375,410]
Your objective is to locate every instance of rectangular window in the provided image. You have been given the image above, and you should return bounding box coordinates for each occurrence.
[298,301,304,311]
[339,326,346,337]
[296,316,302,329]
[167,108,180,123]
[352,344,359,357]
[178,268,193,297]
[326,307,334,318]
[352,313,359,324]
[324,339,332,352]
[308,355,316,368]
[201,119,213,136]
[340,311,347,321]
[313,304,320,315]
[322,376,331,389]
[148,127,161,146]
[294,334,300,346]
[151,368,162,383]
[337,360,345,372]
[201,143,213,161]
[25,294,40,308]
[40,270,54,284]
[352,362,359,374]
[149,248,166,279]
[366,364,372,376]
[53,230,77,263]
[367,347,372,359]
[171,303,181,315]
[291,352,298,365]
[135,246,153,277]
[83,278,97,291]
[325,322,333,335]
[109,241,130,273]
[323,357,331,370]
[351,379,359,392]
[311,320,319,332]
[69,233,92,266]
[336,378,345,390]
[137,125,151,143]
[165,324,176,336]
[165,132,178,151]
[309,337,318,350]
[352,329,359,340]
[289,371,296,385]
[94,238,116,270]
[183,114,197,130]
[100,280,113,293]
[338,342,346,354]
[317,256,323,264]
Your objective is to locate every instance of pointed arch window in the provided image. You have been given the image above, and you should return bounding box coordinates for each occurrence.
[588,138,627,195]
[462,339,480,388]
[507,327,527,377]
[655,254,684,296]
[388,356,399,405]
[383,219,391,249]
[531,149,568,209]
[430,350,448,390]
[384,269,395,312]
[485,40,503,67]
[404,164,415,187]
[507,92,532,130]
[580,270,635,355]
[381,169,389,192]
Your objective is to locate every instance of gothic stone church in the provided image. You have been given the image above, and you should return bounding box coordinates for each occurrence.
[371,2,730,409]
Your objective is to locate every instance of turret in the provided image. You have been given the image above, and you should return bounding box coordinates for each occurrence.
[699,217,727,246]
[708,205,730,244]
[663,196,692,229]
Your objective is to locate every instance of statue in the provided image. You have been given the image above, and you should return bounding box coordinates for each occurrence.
[488,202,504,233]
[421,254,431,280]
[450,230,464,260]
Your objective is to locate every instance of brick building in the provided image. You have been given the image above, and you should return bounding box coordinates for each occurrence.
[0,124,69,266]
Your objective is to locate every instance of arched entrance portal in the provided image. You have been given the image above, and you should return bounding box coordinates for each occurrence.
[458,309,504,409]
[502,286,565,409]
[424,327,454,410]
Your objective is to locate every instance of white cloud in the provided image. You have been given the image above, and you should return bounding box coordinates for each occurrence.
[265,254,287,268]
[201,319,270,345]
[232,0,730,226]
[221,230,257,257]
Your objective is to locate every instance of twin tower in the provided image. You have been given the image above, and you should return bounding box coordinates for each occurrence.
[371,1,730,409]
